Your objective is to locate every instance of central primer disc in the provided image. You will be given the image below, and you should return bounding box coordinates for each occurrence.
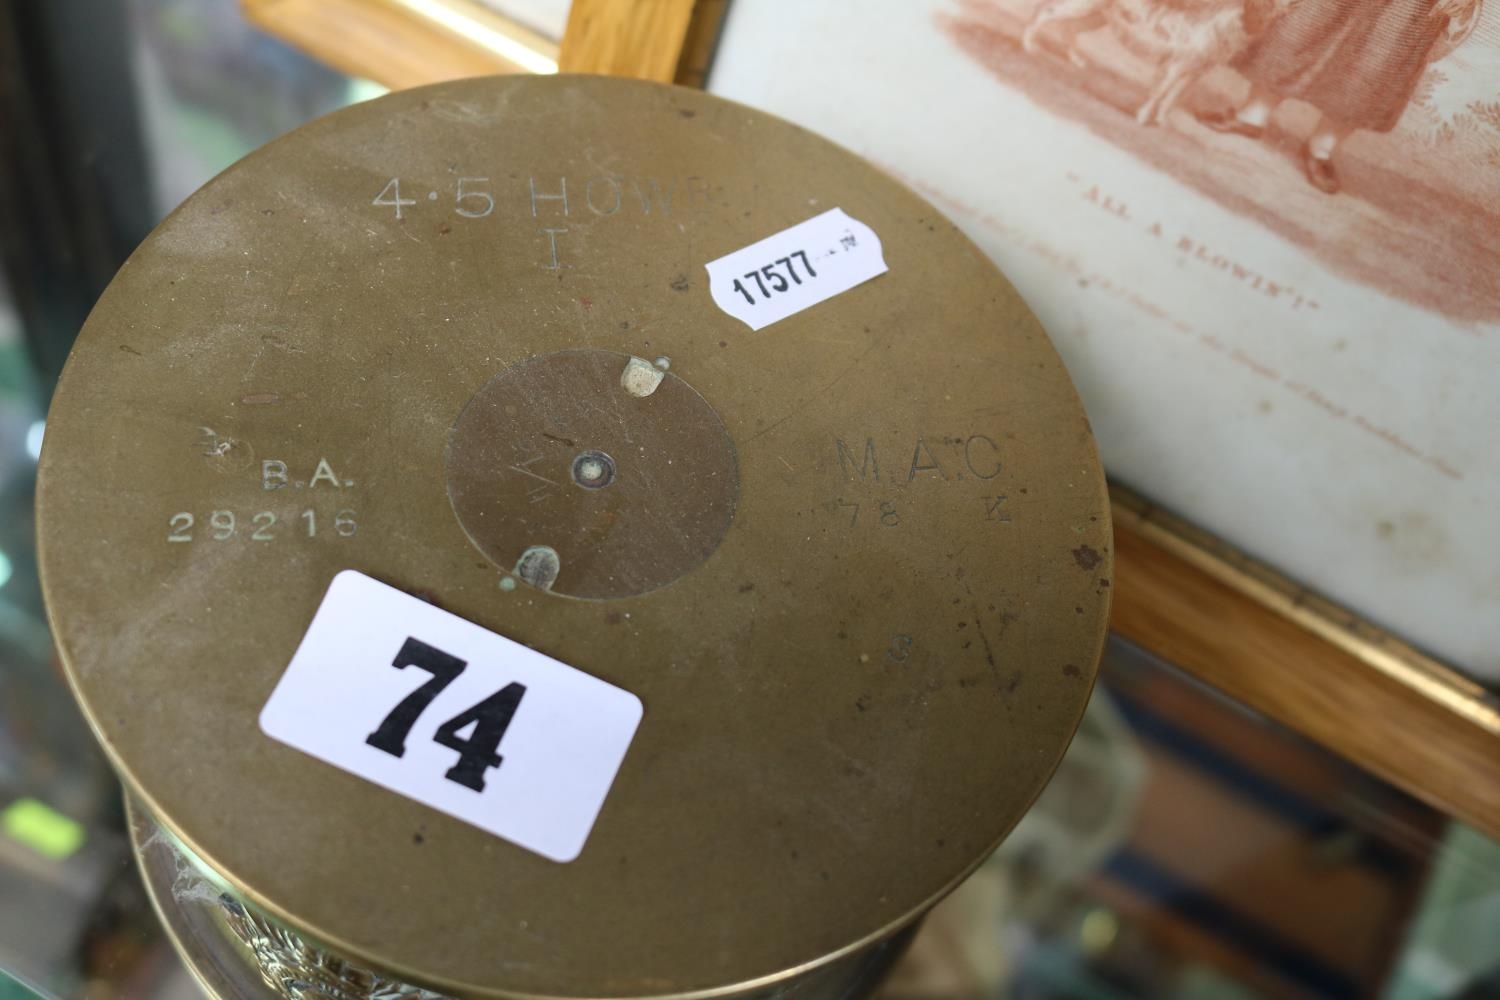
[446,349,738,599]
[37,75,1114,998]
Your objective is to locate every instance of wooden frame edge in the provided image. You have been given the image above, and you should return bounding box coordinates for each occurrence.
[244,0,719,89]
[1111,485,1500,839]
[558,0,697,80]
[241,0,558,90]
[671,0,731,88]
[1113,486,1499,734]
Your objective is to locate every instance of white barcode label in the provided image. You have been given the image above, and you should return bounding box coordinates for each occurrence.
[705,208,887,330]
[259,571,643,863]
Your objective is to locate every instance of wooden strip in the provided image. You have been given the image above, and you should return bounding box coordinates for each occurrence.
[558,0,698,81]
[674,0,731,88]
[241,0,557,90]
[1114,488,1499,736]
[1111,492,1500,841]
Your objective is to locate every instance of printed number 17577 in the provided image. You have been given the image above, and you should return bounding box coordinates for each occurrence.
[731,250,818,306]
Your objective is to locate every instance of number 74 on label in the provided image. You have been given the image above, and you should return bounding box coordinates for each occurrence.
[364,636,526,793]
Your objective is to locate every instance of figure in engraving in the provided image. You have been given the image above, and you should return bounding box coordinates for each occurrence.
[941,0,1500,320]
[1022,0,1294,126]
[1195,0,1482,192]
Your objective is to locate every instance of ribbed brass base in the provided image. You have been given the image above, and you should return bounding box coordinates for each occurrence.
[129,799,912,1000]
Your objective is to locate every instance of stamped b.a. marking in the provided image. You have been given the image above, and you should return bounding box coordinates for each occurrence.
[263,457,354,490]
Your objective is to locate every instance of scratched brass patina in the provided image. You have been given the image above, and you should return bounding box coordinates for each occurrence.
[38,76,1112,999]
[446,349,738,600]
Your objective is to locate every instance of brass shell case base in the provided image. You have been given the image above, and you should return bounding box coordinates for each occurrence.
[43,76,1113,999]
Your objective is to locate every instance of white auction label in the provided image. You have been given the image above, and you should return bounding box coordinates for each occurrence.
[705,207,887,330]
[259,571,643,863]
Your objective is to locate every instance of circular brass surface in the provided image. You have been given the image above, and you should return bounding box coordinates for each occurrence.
[446,349,738,599]
[38,76,1113,998]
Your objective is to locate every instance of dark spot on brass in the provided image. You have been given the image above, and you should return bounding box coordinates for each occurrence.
[738,582,755,593]
[1063,664,1081,678]
[1072,545,1102,570]
[604,611,623,625]
[670,274,690,292]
